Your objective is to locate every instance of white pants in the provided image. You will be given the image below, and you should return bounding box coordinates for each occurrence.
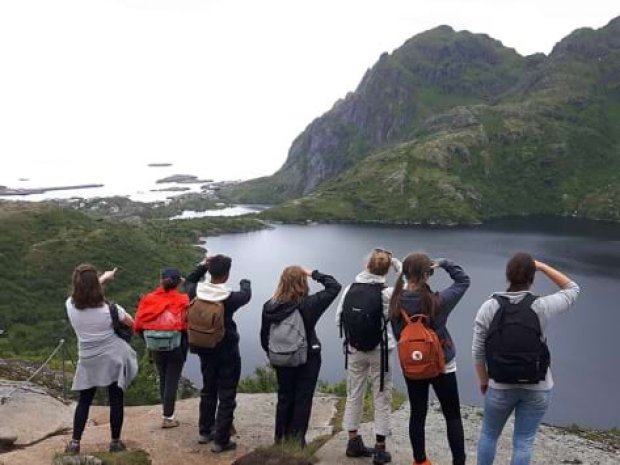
[343,347,393,437]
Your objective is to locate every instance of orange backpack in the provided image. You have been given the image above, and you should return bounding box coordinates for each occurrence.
[398,311,445,380]
[187,299,226,348]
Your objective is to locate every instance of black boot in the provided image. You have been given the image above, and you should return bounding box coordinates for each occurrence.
[346,435,373,458]
[373,445,392,465]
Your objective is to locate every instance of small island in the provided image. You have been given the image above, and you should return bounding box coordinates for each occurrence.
[156,174,213,184]
[147,163,173,167]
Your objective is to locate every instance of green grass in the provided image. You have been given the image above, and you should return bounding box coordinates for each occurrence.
[561,424,620,451]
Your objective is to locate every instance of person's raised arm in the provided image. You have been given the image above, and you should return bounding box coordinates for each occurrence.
[99,268,118,286]
[535,261,571,288]
[185,262,209,284]
[436,258,471,316]
[227,279,252,312]
[533,260,580,321]
[301,269,342,326]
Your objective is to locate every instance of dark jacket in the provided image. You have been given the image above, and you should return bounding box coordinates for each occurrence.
[260,270,341,357]
[391,259,470,363]
[185,264,252,353]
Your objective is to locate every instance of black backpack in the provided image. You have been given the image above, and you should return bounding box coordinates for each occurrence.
[340,283,389,389]
[485,294,550,384]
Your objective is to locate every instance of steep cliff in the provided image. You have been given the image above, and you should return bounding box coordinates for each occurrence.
[227,17,620,223]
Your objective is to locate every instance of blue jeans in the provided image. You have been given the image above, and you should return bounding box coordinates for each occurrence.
[477,387,551,465]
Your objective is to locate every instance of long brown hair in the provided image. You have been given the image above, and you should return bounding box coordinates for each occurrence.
[389,252,439,322]
[71,264,105,310]
[271,266,309,304]
[506,252,536,292]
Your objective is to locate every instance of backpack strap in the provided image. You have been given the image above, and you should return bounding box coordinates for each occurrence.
[491,294,541,336]
[107,301,119,326]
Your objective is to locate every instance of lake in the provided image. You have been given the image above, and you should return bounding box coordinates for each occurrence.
[182,218,620,429]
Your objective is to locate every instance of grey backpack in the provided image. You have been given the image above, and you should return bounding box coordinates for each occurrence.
[268,309,308,367]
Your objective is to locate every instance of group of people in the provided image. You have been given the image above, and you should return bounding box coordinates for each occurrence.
[64,248,579,465]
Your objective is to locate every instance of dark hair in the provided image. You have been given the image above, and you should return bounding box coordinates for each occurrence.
[389,252,439,322]
[161,278,180,292]
[71,264,105,310]
[208,254,232,279]
[367,249,392,276]
[506,252,536,292]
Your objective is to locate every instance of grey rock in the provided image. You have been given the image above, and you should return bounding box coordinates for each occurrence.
[316,403,619,465]
[0,380,72,446]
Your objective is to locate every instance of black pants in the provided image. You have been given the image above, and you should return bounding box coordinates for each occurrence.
[405,372,466,465]
[274,353,321,446]
[152,346,186,418]
[73,383,124,441]
[198,345,242,445]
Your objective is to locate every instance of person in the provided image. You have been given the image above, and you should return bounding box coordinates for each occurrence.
[390,253,470,465]
[134,267,189,428]
[65,265,138,454]
[335,248,402,464]
[185,254,251,453]
[473,253,580,465]
[261,266,341,447]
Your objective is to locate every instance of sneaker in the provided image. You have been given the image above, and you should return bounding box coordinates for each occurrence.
[64,439,80,455]
[346,435,373,458]
[109,439,127,453]
[162,418,180,429]
[210,440,237,453]
[198,432,214,444]
[373,448,392,465]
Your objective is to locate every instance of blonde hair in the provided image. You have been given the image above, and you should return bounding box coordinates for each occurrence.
[367,250,392,276]
[271,266,309,304]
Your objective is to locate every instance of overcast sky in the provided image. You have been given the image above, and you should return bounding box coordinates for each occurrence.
[1,0,618,186]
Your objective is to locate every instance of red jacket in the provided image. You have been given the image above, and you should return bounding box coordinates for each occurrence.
[134,287,189,332]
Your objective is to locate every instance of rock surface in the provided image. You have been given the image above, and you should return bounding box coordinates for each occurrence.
[316,403,619,465]
[1,394,338,465]
[0,380,72,447]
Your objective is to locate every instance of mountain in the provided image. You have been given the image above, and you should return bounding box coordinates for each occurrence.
[226,17,620,223]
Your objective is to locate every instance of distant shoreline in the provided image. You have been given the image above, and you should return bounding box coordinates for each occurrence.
[0,183,104,197]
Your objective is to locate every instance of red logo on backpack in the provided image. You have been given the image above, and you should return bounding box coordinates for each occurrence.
[398,311,445,380]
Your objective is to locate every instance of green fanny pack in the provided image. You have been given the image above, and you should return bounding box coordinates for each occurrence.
[144,330,182,351]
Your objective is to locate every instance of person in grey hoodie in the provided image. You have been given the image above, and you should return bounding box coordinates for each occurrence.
[261,266,341,447]
[390,253,470,465]
[185,254,251,454]
[335,248,401,464]
[473,253,579,465]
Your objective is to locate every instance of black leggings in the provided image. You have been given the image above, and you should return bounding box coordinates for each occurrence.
[405,372,465,465]
[152,346,185,418]
[73,383,124,441]
[274,353,321,446]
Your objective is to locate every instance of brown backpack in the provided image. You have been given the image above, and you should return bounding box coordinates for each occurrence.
[397,311,445,380]
[187,299,226,348]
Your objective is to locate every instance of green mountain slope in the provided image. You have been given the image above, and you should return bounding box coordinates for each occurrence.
[0,203,264,354]
[232,17,620,223]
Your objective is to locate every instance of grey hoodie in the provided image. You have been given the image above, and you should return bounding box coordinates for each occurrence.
[472,281,580,390]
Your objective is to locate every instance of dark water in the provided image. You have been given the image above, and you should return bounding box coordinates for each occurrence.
[183,218,620,429]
